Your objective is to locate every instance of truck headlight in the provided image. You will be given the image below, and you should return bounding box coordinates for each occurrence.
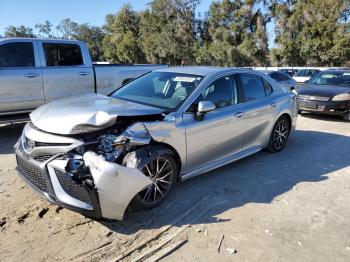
[332,93,350,101]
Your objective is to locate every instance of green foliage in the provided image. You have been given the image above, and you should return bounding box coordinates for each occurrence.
[35,21,53,38]
[139,0,200,65]
[103,5,145,63]
[272,0,350,66]
[4,25,35,38]
[3,0,350,66]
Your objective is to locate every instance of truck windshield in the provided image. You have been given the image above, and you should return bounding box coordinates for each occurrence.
[111,72,203,110]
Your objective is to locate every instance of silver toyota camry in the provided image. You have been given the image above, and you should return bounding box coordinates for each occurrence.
[14,67,298,220]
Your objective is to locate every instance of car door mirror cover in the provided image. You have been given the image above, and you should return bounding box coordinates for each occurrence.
[195,101,216,120]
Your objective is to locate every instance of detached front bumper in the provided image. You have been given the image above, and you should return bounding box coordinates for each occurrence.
[14,123,152,220]
[298,99,350,115]
[15,141,103,219]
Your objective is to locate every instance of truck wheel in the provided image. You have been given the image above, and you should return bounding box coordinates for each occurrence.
[266,115,291,153]
[127,146,177,210]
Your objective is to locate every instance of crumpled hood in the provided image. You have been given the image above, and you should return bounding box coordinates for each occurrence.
[298,84,350,97]
[30,94,165,135]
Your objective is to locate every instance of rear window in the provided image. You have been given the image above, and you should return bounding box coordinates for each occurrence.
[0,42,35,67]
[43,43,83,66]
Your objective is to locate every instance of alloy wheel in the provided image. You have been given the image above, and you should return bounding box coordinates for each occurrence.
[137,156,174,205]
[273,119,290,151]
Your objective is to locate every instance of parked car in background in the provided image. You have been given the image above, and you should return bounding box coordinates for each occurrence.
[279,68,298,76]
[298,70,350,120]
[14,67,297,220]
[0,38,166,119]
[293,69,320,83]
[258,70,297,91]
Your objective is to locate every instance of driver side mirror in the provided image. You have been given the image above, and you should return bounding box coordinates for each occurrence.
[195,101,216,120]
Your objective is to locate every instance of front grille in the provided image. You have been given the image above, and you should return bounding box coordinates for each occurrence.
[54,169,91,204]
[16,154,48,192]
[33,154,54,163]
[298,95,329,101]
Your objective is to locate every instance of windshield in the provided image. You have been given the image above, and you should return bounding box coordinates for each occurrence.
[295,69,320,77]
[309,72,350,86]
[111,72,203,110]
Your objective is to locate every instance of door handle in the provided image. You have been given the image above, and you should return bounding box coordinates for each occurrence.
[271,101,277,107]
[78,72,89,76]
[234,111,245,118]
[24,73,39,78]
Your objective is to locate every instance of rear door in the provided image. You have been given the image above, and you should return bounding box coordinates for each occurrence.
[237,73,277,150]
[0,40,44,114]
[39,42,94,103]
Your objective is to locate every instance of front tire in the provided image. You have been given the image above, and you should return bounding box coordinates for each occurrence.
[266,116,291,153]
[128,146,177,210]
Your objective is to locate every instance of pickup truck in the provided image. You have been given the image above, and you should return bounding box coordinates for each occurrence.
[0,38,166,118]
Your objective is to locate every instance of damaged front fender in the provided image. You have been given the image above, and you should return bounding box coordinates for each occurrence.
[83,152,152,220]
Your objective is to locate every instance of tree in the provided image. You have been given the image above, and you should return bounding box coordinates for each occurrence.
[140,0,200,65]
[35,20,53,38]
[272,0,350,66]
[195,0,270,67]
[56,19,78,39]
[4,25,36,38]
[103,5,145,63]
[56,19,105,61]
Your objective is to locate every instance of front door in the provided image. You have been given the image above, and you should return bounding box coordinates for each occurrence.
[40,42,94,103]
[183,75,246,172]
[0,41,44,114]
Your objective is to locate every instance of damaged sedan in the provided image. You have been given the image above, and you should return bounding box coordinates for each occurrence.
[14,67,298,220]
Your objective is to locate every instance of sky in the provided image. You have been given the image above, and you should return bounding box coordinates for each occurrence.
[0,0,274,46]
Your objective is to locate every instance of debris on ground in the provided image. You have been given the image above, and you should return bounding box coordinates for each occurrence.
[0,217,6,227]
[216,234,224,253]
[203,226,208,236]
[17,212,30,224]
[227,248,237,254]
[38,208,49,218]
[55,206,63,213]
[265,229,273,236]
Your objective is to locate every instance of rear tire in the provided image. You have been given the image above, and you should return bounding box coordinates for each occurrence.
[266,116,291,153]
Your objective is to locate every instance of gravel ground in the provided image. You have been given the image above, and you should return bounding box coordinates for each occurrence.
[0,114,349,262]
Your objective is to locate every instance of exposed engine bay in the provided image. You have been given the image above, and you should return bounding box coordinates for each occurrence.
[58,115,169,219]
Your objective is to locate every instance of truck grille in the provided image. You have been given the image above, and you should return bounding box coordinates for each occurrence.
[54,169,91,204]
[16,154,48,192]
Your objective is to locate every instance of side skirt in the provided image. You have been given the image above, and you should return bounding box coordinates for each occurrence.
[180,146,262,182]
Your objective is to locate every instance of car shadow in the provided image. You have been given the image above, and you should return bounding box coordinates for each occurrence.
[300,112,347,122]
[100,129,350,234]
[0,123,26,154]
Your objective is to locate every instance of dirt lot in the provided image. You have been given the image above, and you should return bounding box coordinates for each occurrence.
[0,114,350,262]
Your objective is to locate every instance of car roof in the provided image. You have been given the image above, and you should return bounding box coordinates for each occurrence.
[155,66,253,77]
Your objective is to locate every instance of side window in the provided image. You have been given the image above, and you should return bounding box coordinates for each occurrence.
[43,43,83,66]
[193,76,238,110]
[0,42,35,67]
[240,74,266,101]
[263,79,273,96]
